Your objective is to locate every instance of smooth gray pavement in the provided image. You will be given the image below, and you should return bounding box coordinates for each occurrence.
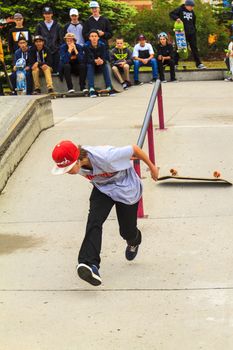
[1,81,233,350]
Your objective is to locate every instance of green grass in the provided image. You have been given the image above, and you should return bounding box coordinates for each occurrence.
[134,60,226,72]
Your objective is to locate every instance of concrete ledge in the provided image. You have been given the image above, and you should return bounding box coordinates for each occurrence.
[0,96,54,193]
[40,68,228,92]
[137,68,228,83]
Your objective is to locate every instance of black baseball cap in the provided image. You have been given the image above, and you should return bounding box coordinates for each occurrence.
[43,6,53,14]
[34,35,45,42]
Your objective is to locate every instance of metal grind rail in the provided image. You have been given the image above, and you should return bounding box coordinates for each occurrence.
[134,79,165,218]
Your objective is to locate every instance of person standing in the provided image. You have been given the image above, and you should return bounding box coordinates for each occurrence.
[8,13,32,55]
[60,33,87,93]
[82,1,112,48]
[169,0,206,69]
[35,7,63,74]
[51,140,159,286]
[63,8,85,46]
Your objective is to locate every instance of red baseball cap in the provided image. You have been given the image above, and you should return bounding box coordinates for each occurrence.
[51,140,80,175]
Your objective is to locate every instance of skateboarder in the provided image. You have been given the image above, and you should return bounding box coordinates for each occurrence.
[156,32,176,83]
[51,140,159,286]
[169,0,206,69]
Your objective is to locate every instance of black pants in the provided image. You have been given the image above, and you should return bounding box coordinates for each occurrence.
[78,186,141,269]
[158,59,176,81]
[186,33,201,67]
[51,51,60,73]
[225,57,230,71]
[63,62,87,90]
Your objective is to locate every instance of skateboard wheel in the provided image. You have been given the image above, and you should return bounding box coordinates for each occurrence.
[170,168,178,176]
[213,171,221,178]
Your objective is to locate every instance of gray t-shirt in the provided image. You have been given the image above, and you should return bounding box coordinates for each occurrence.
[78,145,142,204]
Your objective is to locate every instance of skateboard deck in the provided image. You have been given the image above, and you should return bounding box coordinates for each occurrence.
[96,89,111,97]
[51,91,88,98]
[174,21,188,60]
[158,169,232,185]
[16,58,27,95]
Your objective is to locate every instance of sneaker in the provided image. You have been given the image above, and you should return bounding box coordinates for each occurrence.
[89,89,97,98]
[52,72,59,76]
[109,89,116,96]
[224,76,232,82]
[82,88,89,93]
[122,82,128,90]
[48,88,55,94]
[134,80,143,86]
[77,263,102,286]
[197,64,206,69]
[125,80,132,87]
[125,244,139,261]
[150,78,157,84]
[170,78,178,82]
[32,88,41,95]
[161,80,167,83]
[68,89,75,93]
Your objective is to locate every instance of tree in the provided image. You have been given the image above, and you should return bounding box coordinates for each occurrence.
[0,0,136,36]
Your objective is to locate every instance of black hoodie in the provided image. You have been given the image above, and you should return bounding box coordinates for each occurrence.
[35,21,62,54]
[169,4,196,35]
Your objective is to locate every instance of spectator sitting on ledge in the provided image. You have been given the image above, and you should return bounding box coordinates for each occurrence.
[84,29,114,97]
[132,34,158,86]
[60,33,87,93]
[156,32,176,83]
[110,37,132,90]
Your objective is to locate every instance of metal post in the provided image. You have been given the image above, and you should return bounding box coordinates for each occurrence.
[147,116,155,165]
[157,85,165,130]
[133,159,145,218]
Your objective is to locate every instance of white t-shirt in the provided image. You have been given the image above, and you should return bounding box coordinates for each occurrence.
[78,145,142,204]
[133,43,154,59]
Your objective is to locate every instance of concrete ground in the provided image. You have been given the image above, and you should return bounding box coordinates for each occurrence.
[0,81,233,350]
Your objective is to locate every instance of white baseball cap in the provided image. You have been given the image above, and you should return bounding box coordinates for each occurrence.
[69,8,79,16]
[89,1,100,8]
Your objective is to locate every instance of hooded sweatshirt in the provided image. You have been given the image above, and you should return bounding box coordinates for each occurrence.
[169,4,196,35]
[110,46,132,66]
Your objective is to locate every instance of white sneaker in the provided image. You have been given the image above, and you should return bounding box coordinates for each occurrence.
[197,64,206,69]
[68,89,75,93]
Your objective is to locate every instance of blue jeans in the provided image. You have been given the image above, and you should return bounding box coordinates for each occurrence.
[133,58,158,81]
[87,63,112,89]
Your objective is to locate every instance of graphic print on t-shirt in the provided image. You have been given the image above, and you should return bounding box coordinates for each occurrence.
[12,31,29,42]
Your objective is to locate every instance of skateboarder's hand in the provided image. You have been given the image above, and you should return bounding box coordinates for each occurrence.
[150,165,159,181]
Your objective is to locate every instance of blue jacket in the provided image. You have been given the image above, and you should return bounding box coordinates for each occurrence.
[60,43,84,64]
[13,47,31,66]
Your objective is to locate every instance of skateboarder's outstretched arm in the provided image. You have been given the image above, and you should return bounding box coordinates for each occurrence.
[132,145,159,181]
